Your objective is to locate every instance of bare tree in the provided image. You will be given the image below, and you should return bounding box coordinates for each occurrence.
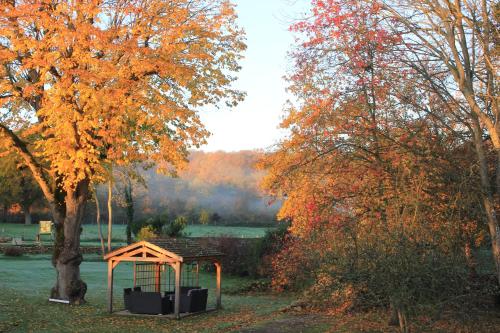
[93,187,105,255]
[378,0,500,282]
[107,174,113,253]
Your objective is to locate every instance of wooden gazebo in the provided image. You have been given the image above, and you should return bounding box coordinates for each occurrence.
[103,238,224,318]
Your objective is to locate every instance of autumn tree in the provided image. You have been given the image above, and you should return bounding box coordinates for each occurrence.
[199,208,211,225]
[263,0,412,235]
[0,0,244,303]
[261,0,487,329]
[374,0,500,284]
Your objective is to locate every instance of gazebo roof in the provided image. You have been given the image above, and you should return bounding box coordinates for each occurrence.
[104,238,224,263]
[149,238,224,260]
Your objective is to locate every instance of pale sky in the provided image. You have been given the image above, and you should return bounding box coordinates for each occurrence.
[198,0,309,152]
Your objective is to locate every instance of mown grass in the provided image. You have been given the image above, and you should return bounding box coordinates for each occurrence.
[0,254,293,333]
[1,254,499,332]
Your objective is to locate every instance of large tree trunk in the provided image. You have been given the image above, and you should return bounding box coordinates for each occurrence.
[496,148,500,196]
[51,180,89,304]
[472,120,500,285]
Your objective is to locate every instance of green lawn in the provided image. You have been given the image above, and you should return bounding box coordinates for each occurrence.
[0,223,272,246]
[1,255,498,332]
[0,254,294,333]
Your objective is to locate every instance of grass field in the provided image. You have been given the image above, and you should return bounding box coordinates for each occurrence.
[1,255,499,332]
[0,223,272,246]
[0,254,306,333]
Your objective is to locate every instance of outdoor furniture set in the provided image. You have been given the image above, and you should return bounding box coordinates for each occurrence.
[123,286,208,315]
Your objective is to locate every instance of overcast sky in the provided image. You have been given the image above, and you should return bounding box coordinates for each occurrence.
[198,0,309,152]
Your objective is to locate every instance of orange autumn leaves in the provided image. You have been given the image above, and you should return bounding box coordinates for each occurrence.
[259,1,489,306]
[260,0,483,243]
[0,0,245,192]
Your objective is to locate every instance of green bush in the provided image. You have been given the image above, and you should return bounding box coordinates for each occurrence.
[257,222,289,257]
[163,216,187,237]
[131,211,186,239]
[136,226,157,241]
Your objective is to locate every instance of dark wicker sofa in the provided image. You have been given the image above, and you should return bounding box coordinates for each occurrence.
[164,286,209,313]
[123,287,173,315]
[181,288,208,313]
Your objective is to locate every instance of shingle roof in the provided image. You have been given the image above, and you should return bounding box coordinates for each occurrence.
[149,238,224,260]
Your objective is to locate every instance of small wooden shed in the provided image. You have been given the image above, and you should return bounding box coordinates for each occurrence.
[103,238,224,318]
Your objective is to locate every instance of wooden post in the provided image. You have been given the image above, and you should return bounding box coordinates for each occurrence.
[107,260,114,313]
[215,261,221,309]
[174,261,182,319]
[133,262,136,287]
[155,263,161,292]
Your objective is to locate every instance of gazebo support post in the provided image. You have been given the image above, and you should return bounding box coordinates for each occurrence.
[155,263,161,292]
[174,261,182,319]
[215,261,221,309]
[107,259,114,313]
[133,262,136,287]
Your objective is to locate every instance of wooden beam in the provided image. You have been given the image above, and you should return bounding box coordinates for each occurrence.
[146,242,183,261]
[215,261,221,310]
[174,261,182,319]
[107,260,114,313]
[142,246,171,259]
[116,245,168,261]
[104,241,176,261]
[113,257,176,263]
[103,241,147,260]
[120,246,148,259]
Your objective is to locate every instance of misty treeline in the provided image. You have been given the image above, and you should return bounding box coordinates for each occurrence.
[0,150,278,227]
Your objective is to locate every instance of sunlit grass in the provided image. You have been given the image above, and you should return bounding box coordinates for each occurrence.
[0,254,293,333]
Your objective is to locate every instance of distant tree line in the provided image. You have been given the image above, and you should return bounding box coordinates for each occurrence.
[0,151,279,227]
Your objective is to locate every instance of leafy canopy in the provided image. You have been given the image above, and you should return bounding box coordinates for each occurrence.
[0,0,245,195]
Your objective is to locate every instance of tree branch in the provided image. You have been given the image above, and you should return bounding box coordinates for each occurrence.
[0,123,55,204]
